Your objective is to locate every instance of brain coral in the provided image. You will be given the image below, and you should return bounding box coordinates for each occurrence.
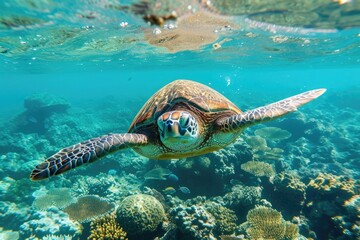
[116,194,165,235]
[206,204,238,235]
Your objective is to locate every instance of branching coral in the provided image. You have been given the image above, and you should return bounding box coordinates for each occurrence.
[116,194,165,235]
[63,195,115,223]
[32,188,75,210]
[246,206,298,240]
[307,173,356,199]
[88,213,128,240]
[241,161,275,177]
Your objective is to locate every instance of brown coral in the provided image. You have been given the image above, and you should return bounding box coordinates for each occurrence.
[63,195,115,223]
[246,206,299,240]
[241,161,275,177]
[307,173,356,199]
[88,212,128,240]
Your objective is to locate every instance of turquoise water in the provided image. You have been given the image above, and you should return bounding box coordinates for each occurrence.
[0,1,359,240]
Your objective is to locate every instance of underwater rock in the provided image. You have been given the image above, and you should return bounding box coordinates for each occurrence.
[241,161,276,178]
[0,15,45,29]
[63,195,115,223]
[19,207,82,239]
[32,187,75,210]
[116,194,166,235]
[13,93,70,134]
[170,204,216,240]
[89,212,128,240]
[204,0,360,29]
[144,11,237,52]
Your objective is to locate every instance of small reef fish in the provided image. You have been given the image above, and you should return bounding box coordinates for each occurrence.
[178,186,191,194]
[166,173,179,182]
[163,186,176,195]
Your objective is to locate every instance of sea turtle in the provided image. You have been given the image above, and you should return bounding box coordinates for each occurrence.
[30,80,325,180]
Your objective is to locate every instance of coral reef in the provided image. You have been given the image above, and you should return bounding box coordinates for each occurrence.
[223,185,262,213]
[170,204,216,240]
[19,207,82,239]
[88,212,128,240]
[32,187,75,210]
[269,172,306,215]
[42,234,73,240]
[205,204,238,235]
[246,206,298,240]
[241,161,276,177]
[13,93,70,134]
[63,195,115,223]
[116,194,166,235]
[0,227,19,240]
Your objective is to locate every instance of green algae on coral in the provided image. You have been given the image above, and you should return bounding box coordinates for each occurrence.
[88,212,128,240]
[116,194,165,235]
[241,161,276,177]
[32,187,75,210]
[63,195,115,223]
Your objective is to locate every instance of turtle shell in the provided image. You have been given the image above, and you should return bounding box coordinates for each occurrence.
[128,80,241,132]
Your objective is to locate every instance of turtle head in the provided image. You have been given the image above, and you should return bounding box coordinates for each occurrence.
[157,111,200,151]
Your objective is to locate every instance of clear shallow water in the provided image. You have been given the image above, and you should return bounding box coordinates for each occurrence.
[0,1,359,240]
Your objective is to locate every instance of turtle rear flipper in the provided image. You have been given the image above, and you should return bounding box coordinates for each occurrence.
[217,88,326,132]
[30,133,148,180]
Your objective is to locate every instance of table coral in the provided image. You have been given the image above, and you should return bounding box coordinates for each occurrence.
[88,213,128,240]
[63,195,115,223]
[32,187,75,210]
[116,194,166,235]
[241,161,276,177]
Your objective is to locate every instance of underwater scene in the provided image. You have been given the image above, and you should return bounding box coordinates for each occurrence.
[0,0,360,240]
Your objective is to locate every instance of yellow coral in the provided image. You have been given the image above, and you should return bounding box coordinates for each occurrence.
[308,173,356,196]
[246,206,299,240]
[241,161,275,177]
[88,213,128,240]
[284,221,299,240]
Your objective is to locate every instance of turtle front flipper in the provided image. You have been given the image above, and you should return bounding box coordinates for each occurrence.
[217,88,326,132]
[30,133,148,181]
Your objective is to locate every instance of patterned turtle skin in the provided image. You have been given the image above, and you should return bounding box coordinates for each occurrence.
[30,79,326,180]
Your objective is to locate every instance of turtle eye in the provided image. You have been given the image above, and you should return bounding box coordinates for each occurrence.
[179,114,190,128]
